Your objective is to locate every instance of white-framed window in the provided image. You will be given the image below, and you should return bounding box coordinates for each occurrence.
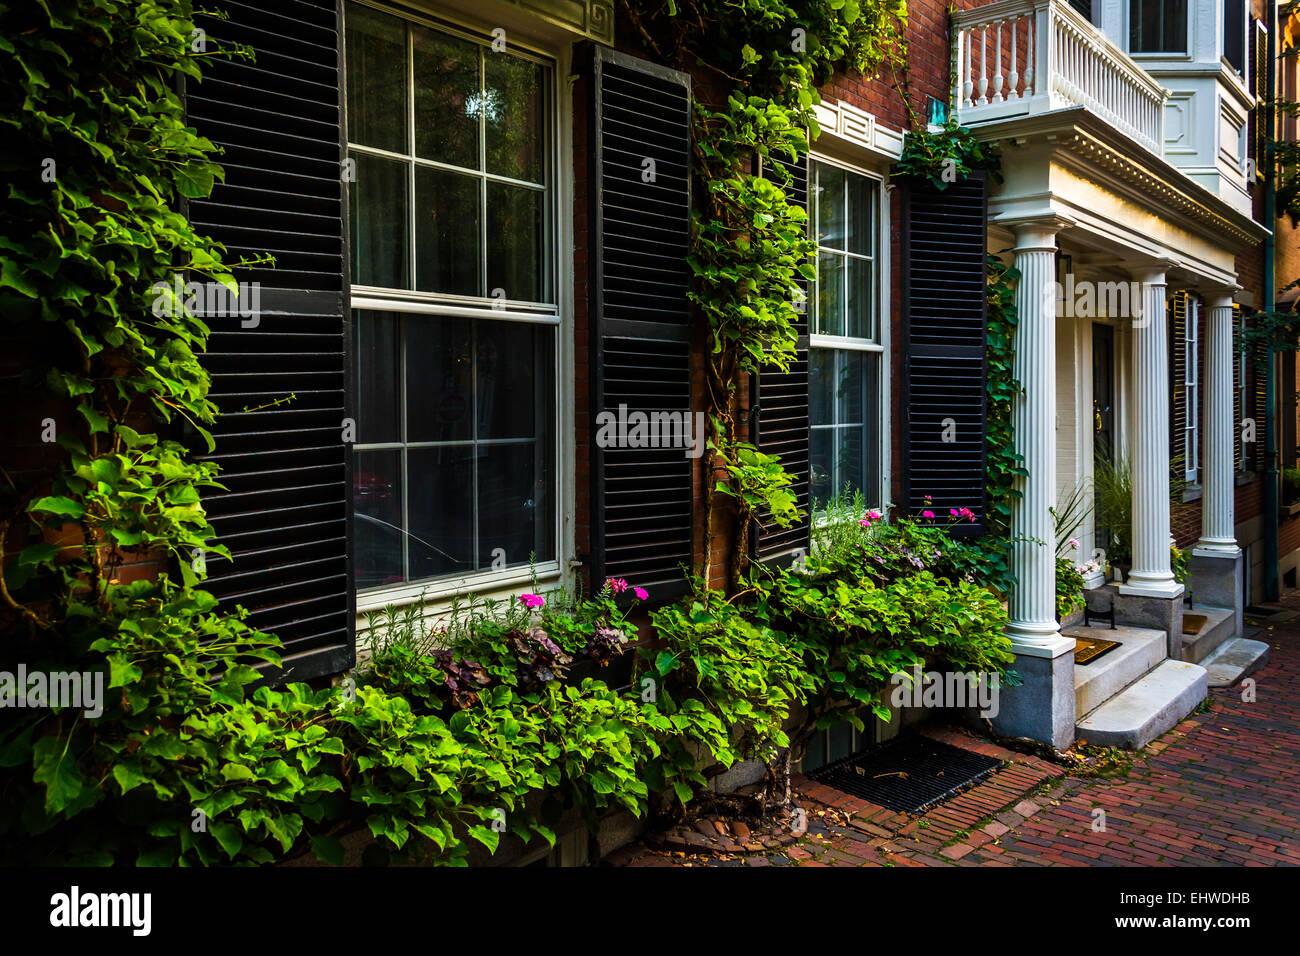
[1129,0,1187,54]
[344,1,561,595]
[1185,297,1199,482]
[808,156,885,512]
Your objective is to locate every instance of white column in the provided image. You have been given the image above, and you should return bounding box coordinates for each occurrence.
[1196,286,1241,554]
[1007,219,1074,655]
[1122,262,1183,597]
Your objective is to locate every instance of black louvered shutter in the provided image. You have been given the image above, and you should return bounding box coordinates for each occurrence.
[187,0,353,681]
[1249,312,1268,473]
[1233,303,1244,471]
[1169,292,1187,466]
[751,152,811,565]
[588,46,693,597]
[900,174,988,536]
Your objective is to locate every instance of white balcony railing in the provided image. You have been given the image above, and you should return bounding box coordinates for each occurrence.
[953,0,1168,156]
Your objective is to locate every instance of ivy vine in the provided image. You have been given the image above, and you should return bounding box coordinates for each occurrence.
[621,0,908,588]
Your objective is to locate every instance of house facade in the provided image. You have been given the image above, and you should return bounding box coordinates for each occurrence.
[182,0,1283,754]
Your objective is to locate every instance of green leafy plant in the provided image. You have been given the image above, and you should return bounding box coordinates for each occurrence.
[893,118,1002,189]
[1055,557,1086,619]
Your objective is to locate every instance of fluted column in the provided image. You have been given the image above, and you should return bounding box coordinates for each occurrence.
[1123,262,1183,597]
[1197,286,1240,554]
[1007,220,1072,652]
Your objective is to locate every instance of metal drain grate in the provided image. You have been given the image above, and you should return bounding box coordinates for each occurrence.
[807,735,1003,814]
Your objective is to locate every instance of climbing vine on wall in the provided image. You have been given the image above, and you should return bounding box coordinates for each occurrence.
[620,0,908,588]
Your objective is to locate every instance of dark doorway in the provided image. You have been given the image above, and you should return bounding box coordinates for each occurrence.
[1093,323,1115,558]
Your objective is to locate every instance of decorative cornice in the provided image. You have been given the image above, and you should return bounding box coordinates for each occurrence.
[969,107,1269,251]
[503,0,612,44]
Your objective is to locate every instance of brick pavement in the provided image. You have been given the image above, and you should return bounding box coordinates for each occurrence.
[606,607,1300,868]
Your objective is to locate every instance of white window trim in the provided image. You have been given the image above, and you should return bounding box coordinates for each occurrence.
[808,152,890,515]
[346,1,575,611]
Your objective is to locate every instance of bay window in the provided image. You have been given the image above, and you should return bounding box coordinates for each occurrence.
[809,158,885,512]
[344,2,559,593]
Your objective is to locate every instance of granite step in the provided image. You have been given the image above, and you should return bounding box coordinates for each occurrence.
[1065,625,1166,717]
[1180,605,1236,664]
[1076,659,1207,750]
[1201,637,1270,688]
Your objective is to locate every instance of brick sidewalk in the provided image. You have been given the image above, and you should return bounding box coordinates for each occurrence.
[608,612,1300,868]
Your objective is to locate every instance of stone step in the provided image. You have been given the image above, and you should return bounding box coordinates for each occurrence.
[1180,605,1236,664]
[1065,625,1167,717]
[1201,637,1270,688]
[1076,660,1208,750]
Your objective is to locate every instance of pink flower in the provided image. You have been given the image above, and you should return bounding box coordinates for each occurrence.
[1068,537,1081,549]
[634,586,649,601]
[958,507,976,522]
[608,578,628,594]
[868,510,882,521]
[923,495,933,503]
[949,508,959,517]
[520,593,545,609]
[859,518,873,527]
[922,510,935,519]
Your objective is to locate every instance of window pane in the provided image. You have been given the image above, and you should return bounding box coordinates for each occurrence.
[476,321,552,440]
[406,315,472,443]
[862,353,882,508]
[476,441,555,569]
[810,427,833,509]
[809,348,833,426]
[485,53,545,183]
[413,25,480,169]
[354,310,401,444]
[815,252,845,335]
[415,166,481,296]
[846,256,875,340]
[345,3,407,152]
[350,152,409,289]
[815,162,845,250]
[836,350,865,425]
[407,447,474,579]
[808,350,881,511]
[486,182,545,303]
[353,449,404,589]
[846,175,875,257]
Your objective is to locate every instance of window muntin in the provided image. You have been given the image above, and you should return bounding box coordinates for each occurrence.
[344,2,560,594]
[808,158,884,512]
[1129,0,1187,54]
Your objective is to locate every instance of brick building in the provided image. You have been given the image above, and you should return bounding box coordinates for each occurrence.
[103,0,1286,766]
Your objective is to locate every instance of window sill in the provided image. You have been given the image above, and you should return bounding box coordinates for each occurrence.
[1236,471,1255,487]
[356,561,563,615]
[1181,483,1202,504]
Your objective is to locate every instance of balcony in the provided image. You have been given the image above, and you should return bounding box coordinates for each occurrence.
[953,0,1169,157]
